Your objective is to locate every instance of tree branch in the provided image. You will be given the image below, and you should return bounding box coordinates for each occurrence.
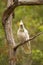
[2,0,43,26]
[14,32,43,51]
[2,3,15,26]
[18,1,43,6]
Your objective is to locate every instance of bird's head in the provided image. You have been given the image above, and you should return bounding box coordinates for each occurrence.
[19,20,24,29]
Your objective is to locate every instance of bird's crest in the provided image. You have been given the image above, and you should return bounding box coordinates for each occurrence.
[20,20,23,25]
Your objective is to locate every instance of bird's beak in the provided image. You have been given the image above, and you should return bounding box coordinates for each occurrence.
[20,24,23,28]
[20,25,23,27]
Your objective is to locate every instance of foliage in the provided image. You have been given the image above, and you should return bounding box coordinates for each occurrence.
[32,49,43,65]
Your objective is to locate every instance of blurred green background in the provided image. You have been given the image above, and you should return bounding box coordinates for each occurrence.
[0,0,43,65]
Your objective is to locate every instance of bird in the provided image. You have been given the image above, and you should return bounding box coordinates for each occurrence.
[17,20,31,54]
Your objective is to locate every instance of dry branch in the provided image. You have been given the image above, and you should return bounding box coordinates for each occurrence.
[14,32,43,51]
[2,0,43,26]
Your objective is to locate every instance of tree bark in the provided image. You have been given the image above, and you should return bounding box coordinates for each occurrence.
[5,0,16,65]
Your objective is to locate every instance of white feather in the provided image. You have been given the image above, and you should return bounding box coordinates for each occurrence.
[17,20,31,54]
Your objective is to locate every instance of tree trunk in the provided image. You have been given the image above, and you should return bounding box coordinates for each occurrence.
[4,0,16,65]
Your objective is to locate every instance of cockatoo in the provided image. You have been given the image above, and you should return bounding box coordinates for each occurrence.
[17,20,31,54]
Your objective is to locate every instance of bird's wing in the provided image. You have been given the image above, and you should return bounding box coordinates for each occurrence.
[21,28,31,54]
[24,28,30,40]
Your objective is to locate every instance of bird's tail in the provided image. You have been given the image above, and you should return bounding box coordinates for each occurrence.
[22,42,31,54]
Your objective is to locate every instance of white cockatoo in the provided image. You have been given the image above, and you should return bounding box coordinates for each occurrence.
[17,20,31,54]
